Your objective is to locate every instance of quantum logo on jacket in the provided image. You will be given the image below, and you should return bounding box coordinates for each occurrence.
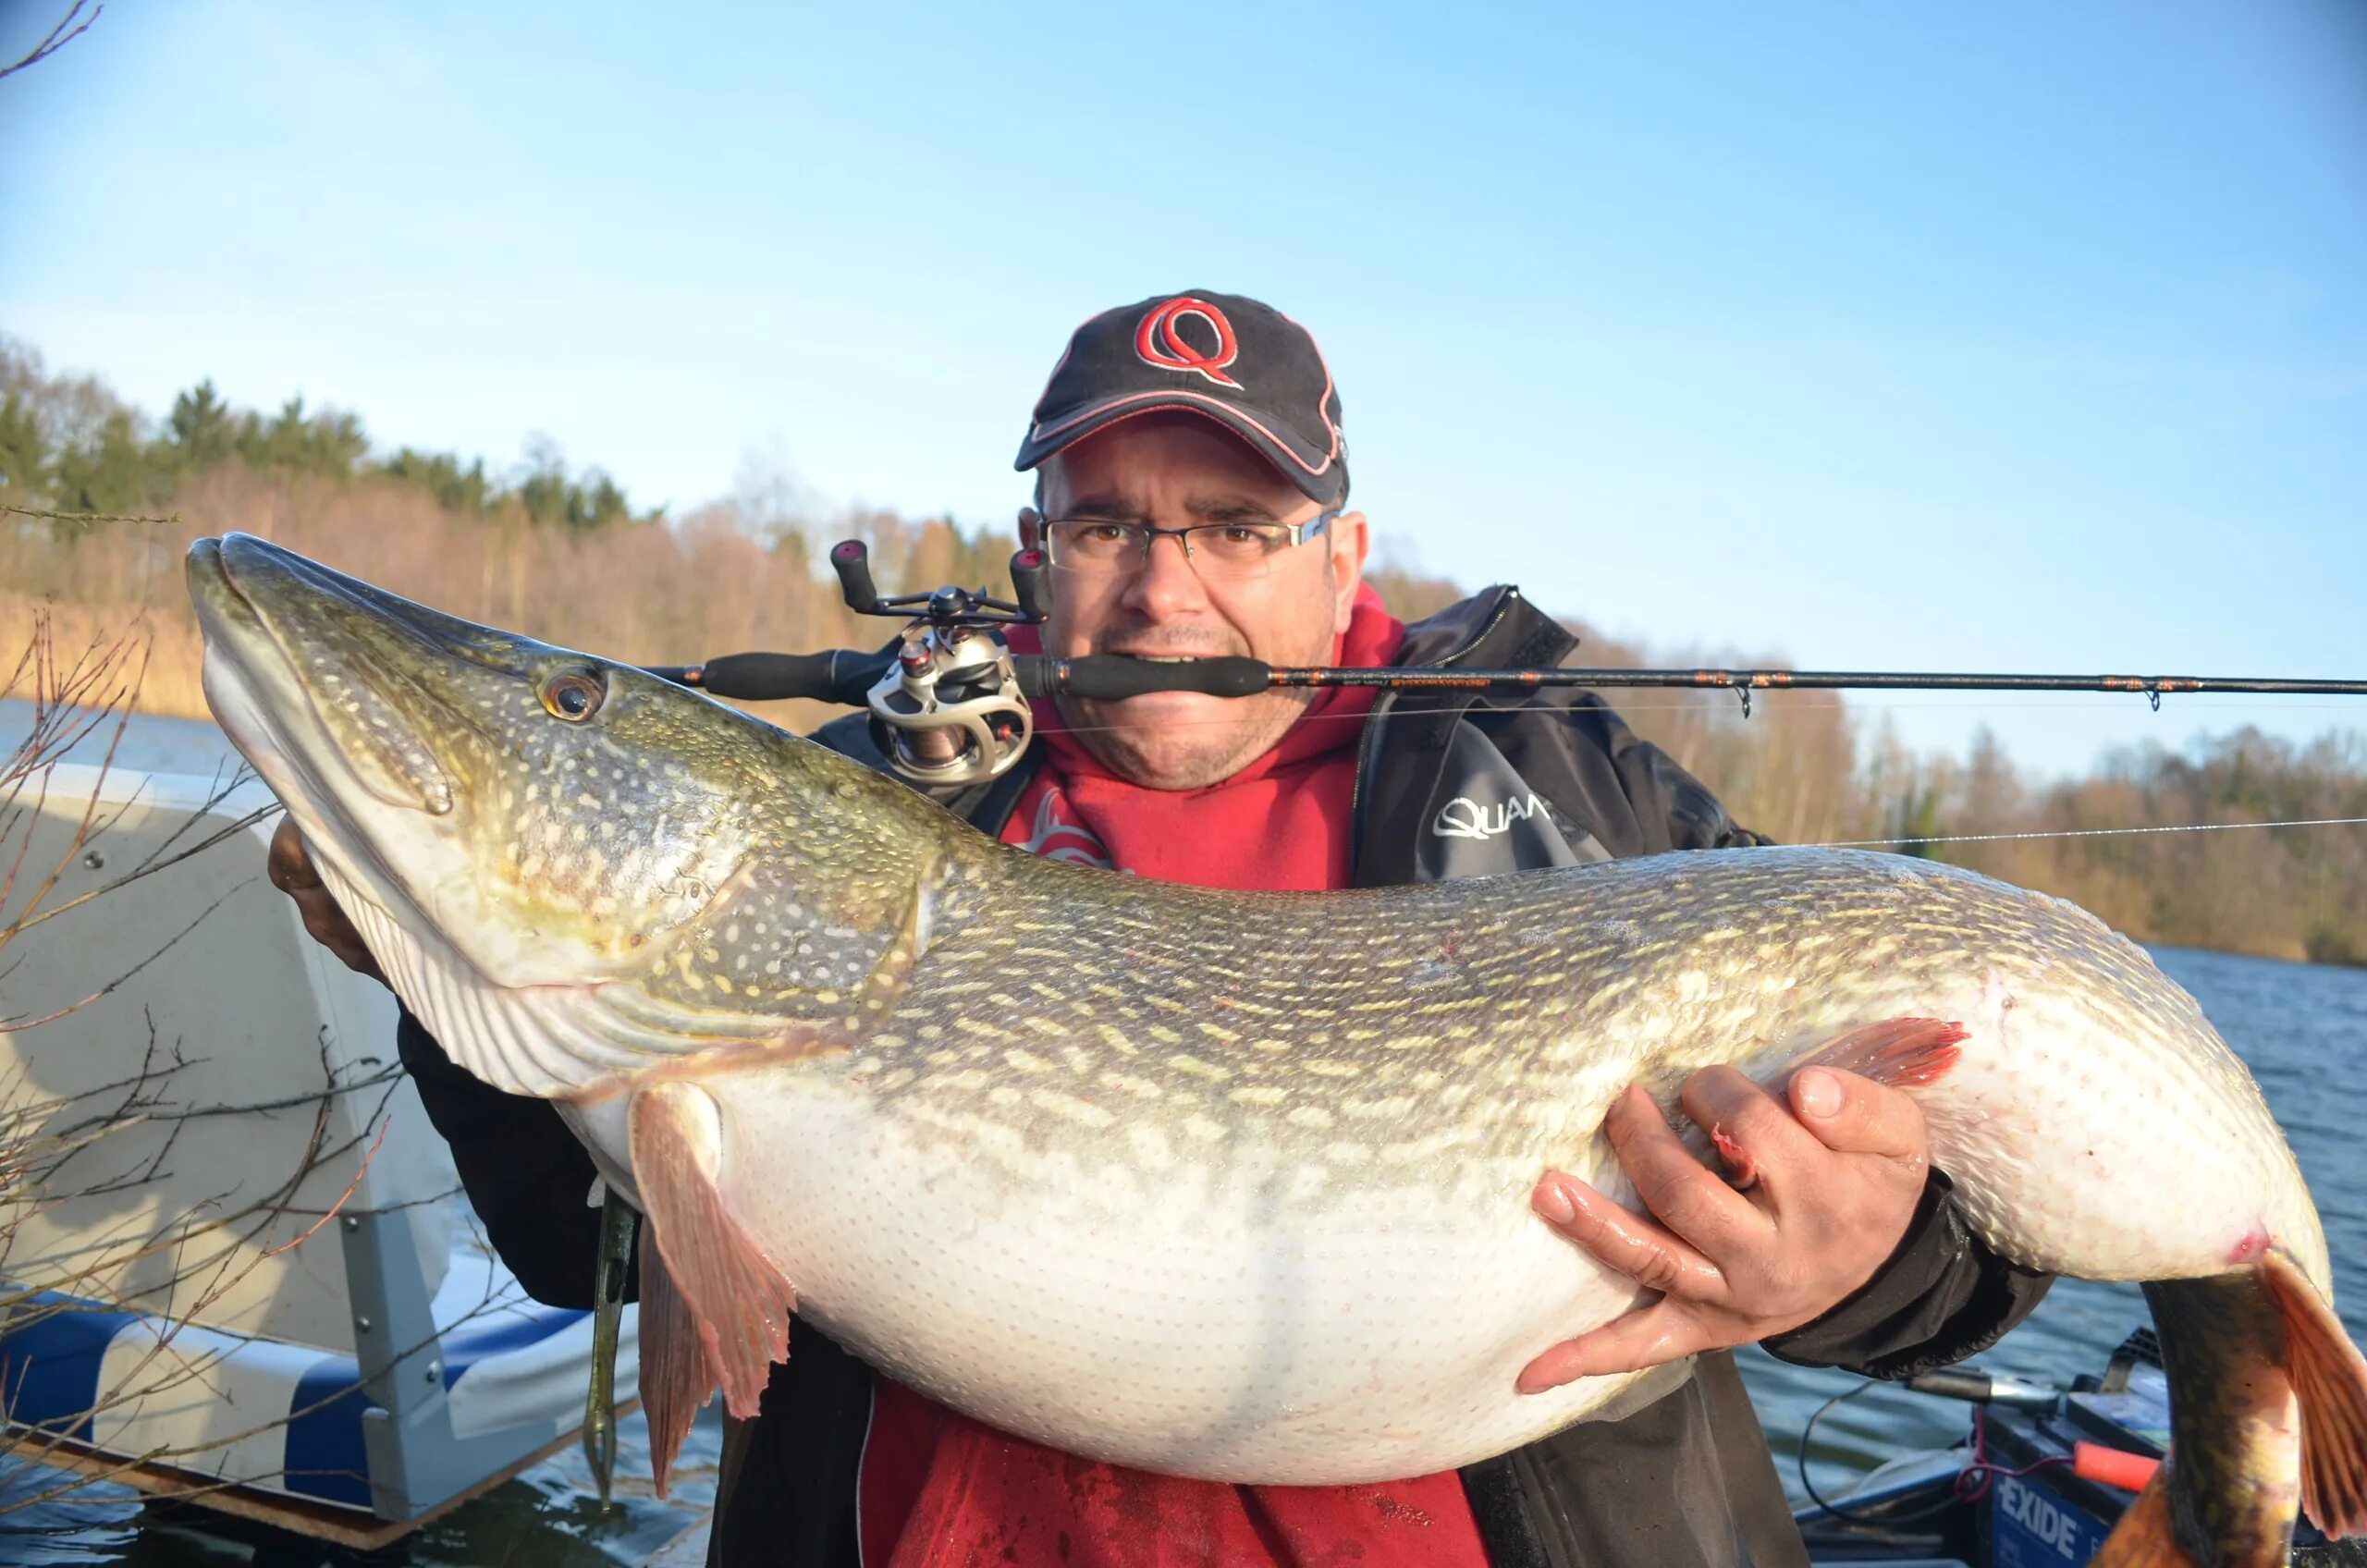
[1014,786,1119,869]
[1431,792,1551,842]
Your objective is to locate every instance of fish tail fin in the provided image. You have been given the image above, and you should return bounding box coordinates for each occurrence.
[2261,1250,2367,1537]
[2090,1469,2195,1568]
[2108,1263,2348,1568]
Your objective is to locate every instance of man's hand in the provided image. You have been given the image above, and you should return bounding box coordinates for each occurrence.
[1516,1065,1928,1393]
[265,817,386,986]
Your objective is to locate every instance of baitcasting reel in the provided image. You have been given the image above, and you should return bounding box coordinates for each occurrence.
[833,541,1052,788]
[643,539,1060,788]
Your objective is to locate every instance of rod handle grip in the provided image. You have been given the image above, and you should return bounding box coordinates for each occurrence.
[1019,655,1269,701]
[692,650,889,704]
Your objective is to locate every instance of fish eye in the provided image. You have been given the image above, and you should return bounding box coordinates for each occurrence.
[541,670,607,722]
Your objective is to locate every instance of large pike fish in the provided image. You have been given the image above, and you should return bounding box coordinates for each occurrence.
[190,533,2367,1566]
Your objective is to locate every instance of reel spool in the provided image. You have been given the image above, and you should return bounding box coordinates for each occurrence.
[868,614,1033,786]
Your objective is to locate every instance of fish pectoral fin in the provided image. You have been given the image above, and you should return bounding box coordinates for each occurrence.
[1793,1016,1968,1091]
[2263,1250,2367,1537]
[628,1082,795,1426]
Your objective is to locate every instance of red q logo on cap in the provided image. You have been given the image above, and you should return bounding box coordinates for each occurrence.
[1134,296,1241,388]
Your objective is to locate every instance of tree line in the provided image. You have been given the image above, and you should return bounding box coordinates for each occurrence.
[2,337,643,533]
[6,336,2362,967]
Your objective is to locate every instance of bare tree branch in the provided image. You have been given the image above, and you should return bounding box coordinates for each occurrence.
[2,503,178,528]
[0,3,100,85]
[0,608,479,1524]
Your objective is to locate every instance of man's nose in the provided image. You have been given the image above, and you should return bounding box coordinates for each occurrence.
[1120,532,1210,619]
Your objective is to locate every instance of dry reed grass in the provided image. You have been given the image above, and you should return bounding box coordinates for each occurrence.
[3,464,1013,742]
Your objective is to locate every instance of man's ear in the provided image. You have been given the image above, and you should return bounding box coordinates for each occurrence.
[1331,508,1371,632]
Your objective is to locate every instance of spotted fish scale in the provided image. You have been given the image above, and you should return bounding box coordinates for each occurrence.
[189,534,2367,1564]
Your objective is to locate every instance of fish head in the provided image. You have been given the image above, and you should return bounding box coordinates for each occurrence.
[189,532,765,987]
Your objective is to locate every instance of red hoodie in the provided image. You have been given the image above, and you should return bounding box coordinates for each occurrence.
[852,587,1494,1567]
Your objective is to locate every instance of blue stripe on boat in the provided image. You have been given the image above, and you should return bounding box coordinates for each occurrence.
[0,1290,139,1441]
[5,1278,595,1513]
[283,1359,376,1508]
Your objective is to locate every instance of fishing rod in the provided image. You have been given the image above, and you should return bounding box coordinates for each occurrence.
[642,541,2367,788]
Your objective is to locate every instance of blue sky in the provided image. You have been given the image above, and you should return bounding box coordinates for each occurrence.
[4,0,2361,778]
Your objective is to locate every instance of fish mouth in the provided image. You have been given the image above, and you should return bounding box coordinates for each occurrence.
[190,535,447,819]
[187,534,507,974]
[193,531,576,814]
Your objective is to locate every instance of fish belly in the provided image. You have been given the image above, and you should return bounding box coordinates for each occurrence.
[1914,979,2325,1290]
[701,1073,1664,1485]
[552,958,2328,1484]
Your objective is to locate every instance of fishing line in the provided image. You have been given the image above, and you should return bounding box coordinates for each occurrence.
[1816,817,2367,850]
[836,680,2365,846]
[987,702,2367,847]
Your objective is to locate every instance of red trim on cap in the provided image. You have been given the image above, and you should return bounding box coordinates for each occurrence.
[1270,301,1344,462]
[1025,389,1339,480]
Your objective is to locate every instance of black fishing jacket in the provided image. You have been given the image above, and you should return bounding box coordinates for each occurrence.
[393,584,2053,1568]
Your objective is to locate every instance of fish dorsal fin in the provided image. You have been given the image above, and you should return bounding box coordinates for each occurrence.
[629,1082,797,1428]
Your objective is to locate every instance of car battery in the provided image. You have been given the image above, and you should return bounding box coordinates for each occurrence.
[1976,1361,2167,1567]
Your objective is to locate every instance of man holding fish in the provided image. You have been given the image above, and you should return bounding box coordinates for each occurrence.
[269,291,2054,1565]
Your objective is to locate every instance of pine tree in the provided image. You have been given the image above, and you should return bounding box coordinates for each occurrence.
[166,379,235,469]
[0,391,45,498]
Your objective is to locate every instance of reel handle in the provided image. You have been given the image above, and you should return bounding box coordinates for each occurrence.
[831,539,881,614]
[1010,547,1054,623]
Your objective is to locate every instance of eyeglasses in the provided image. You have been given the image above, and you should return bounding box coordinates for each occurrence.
[1039,509,1340,580]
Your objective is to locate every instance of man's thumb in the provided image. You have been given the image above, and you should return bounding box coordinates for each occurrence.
[1789,1067,1926,1161]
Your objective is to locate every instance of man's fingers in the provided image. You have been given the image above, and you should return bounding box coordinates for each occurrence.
[267,819,387,985]
[1604,1084,1766,1251]
[298,900,381,977]
[1787,1068,1929,1165]
[1532,1171,1725,1302]
[265,817,320,892]
[1680,1066,1818,1190]
[1515,1302,1708,1393]
[301,905,356,953]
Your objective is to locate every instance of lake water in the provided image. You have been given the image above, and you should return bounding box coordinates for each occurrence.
[7,703,2366,1563]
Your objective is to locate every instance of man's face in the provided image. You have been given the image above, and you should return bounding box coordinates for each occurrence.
[1031,412,1368,790]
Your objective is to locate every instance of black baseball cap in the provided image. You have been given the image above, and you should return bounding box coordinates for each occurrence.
[1014,290,1348,508]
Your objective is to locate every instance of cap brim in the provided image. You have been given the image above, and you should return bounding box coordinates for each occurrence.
[1013,392,1345,508]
